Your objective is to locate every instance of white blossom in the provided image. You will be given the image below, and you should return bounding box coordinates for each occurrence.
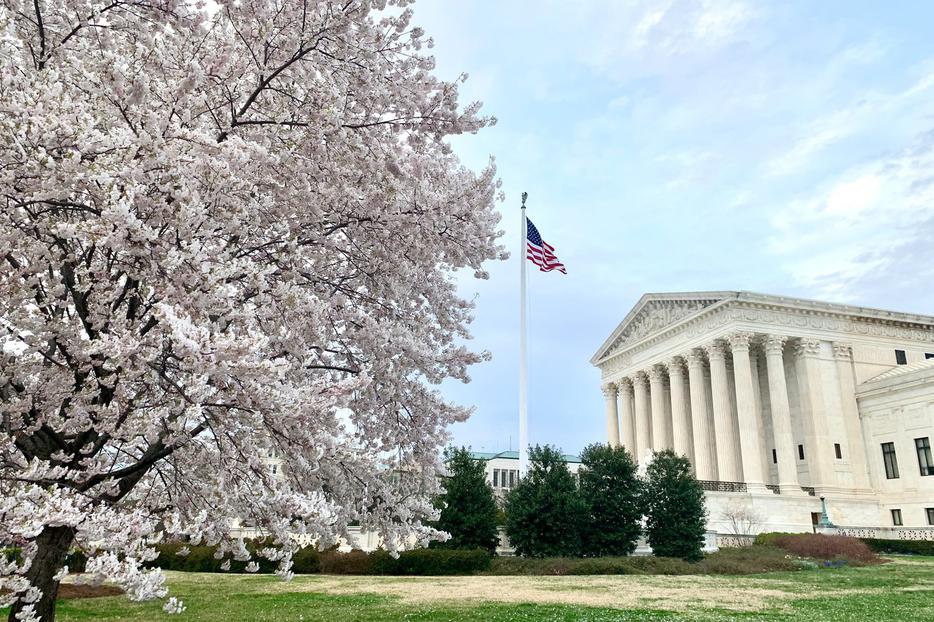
[162,597,186,615]
[0,0,503,618]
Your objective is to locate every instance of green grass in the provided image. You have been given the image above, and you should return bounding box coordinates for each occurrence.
[9,557,934,621]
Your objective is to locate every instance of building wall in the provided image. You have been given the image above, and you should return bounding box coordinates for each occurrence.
[858,369,934,528]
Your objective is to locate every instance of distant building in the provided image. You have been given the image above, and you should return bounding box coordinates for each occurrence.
[469,450,581,498]
[593,291,934,537]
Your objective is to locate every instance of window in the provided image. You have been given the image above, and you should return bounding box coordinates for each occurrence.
[772,448,777,464]
[269,464,277,475]
[895,349,907,365]
[926,353,934,360]
[492,469,499,488]
[927,508,934,526]
[916,437,934,476]
[798,444,805,460]
[882,442,900,479]
[891,509,903,526]
[834,443,843,460]
[509,470,517,488]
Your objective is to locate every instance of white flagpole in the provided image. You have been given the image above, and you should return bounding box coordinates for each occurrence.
[519,192,529,477]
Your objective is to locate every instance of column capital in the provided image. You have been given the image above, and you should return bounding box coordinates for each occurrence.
[685,348,706,368]
[794,337,822,358]
[632,371,649,386]
[832,343,852,360]
[618,376,634,394]
[667,356,686,374]
[727,331,754,352]
[647,365,667,383]
[601,382,618,398]
[764,334,787,355]
[704,341,727,361]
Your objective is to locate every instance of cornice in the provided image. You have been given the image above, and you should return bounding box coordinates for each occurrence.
[597,297,934,380]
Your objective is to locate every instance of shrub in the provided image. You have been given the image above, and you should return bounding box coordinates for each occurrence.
[432,446,499,552]
[319,549,382,575]
[643,450,707,562]
[697,546,799,574]
[753,532,797,547]
[485,548,799,576]
[773,534,878,565]
[319,548,491,575]
[64,549,88,573]
[578,443,643,557]
[504,445,586,557]
[861,538,934,557]
[291,546,321,573]
[387,548,492,575]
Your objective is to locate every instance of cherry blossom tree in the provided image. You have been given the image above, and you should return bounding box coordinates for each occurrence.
[0,1,503,619]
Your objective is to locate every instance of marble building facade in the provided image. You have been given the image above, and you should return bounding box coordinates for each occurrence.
[592,291,934,535]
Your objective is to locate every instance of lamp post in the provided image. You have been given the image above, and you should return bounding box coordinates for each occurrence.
[817,495,836,529]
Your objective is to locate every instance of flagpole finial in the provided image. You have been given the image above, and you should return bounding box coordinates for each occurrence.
[521,192,528,208]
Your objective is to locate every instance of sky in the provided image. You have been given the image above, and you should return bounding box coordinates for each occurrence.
[409,0,934,456]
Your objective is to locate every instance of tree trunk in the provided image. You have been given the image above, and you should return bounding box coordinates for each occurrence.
[8,526,76,622]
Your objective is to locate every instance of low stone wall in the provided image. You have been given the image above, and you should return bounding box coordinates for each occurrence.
[822,526,934,541]
[716,534,756,548]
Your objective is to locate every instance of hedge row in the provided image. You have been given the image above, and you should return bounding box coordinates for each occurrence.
[862,538,934,557]
[147,541,492,575]
[755,532,934,558]
[487,546,801,576]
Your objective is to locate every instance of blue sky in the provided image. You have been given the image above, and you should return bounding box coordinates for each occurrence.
[412,0,934,455]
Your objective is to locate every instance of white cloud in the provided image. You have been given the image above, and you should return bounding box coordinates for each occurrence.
[768,130,934,300]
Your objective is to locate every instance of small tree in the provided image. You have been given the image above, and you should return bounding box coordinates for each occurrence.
[578,443,643,556]
[643,450,707,561]
[433,447,499,551]
[504,445,585,557]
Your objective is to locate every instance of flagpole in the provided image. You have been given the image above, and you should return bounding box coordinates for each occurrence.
[519,192,529,477]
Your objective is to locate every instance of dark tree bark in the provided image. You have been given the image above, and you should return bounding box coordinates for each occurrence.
[8,526,76,622]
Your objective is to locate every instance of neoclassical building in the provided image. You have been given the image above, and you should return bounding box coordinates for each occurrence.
[592,291,934,535]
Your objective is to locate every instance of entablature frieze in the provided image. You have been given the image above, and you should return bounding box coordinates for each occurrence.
[598,302,934,380]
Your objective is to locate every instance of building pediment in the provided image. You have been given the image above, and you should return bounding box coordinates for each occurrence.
[591,292,732,364]
[592,290,934,368]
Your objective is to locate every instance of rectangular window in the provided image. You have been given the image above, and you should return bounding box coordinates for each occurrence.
[891,509,903,526]
[926,353,934,360]
[927,508,934,525]
[798,444,805,460]
[492,469,499,488]
[916,437,934,476]
[834,443,843,460]
[510,470,517,488]
[882,442,900,479]
[772,448,777,464]
[270,464,277,474]
[896,349,907,365]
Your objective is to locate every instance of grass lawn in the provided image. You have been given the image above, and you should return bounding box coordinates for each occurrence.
[20,556,934,621]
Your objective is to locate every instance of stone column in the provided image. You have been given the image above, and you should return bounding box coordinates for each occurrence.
[668,357,694,463]
[686,350,716,480]
[649,365,670,451]
[706,341,742,481]
[633,372,652,461]
[602,382,620,448]
[728,332,765,487]
[832,343,872,491]
[794,338,833,491]
[764,335,801,494]
[618,378,636,455]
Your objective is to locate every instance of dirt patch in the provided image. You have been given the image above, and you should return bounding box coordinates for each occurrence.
[268,574,803,613]
[58,584,123,599]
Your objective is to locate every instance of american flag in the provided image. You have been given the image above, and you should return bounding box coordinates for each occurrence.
[526,218,567,274]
